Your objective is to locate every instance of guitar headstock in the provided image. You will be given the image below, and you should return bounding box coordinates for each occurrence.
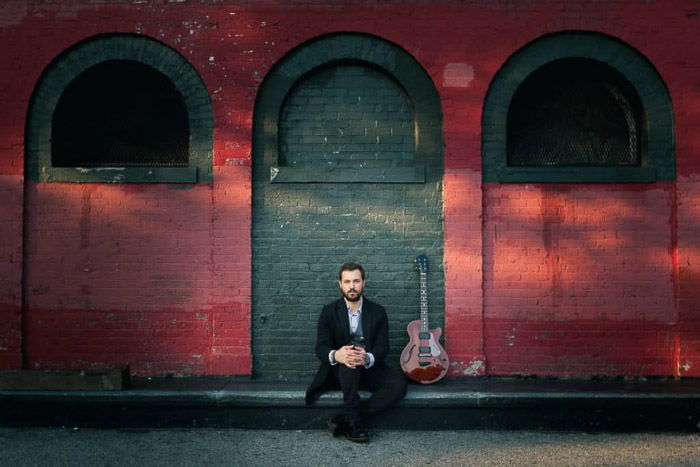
[414,254,428,274]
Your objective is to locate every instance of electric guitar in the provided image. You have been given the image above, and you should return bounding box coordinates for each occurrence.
[400,254,449,384]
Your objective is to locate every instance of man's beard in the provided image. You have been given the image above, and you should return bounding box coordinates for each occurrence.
[343,289,362,302]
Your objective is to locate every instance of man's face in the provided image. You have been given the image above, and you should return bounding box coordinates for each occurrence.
[339,269,364,302]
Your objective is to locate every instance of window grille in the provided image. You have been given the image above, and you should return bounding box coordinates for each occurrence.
[507,58,644,168]
[52,60,189,168]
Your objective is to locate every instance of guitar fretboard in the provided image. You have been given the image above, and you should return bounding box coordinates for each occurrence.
[420,270,429,332]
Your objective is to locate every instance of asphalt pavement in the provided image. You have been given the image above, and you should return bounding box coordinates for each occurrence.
[1,427,699,466]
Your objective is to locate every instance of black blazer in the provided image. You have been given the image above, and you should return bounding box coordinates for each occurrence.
[305,297,390,405]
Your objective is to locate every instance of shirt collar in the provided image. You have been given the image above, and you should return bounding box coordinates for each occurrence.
[346,297,363,315]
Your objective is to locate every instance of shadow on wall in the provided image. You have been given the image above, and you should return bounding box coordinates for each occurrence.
[483,182,680,377]
[251,179,445,381]
[21,171,251,376]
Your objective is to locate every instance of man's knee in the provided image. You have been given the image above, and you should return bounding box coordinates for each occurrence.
[337,365,362,386]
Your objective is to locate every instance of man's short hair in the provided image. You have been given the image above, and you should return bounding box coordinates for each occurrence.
[339,262,365,281]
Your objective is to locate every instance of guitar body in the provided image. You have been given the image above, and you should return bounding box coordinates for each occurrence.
[400,319,449,384]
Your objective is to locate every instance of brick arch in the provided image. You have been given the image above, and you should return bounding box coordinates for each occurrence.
[481,31,678,377]
[253,32,442,183]
[25,34,213,183]
[251,33,444,380]
[482,31,675,183]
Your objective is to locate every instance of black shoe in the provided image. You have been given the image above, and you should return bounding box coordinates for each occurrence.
[343,422,369,443]
[326,414,346,437]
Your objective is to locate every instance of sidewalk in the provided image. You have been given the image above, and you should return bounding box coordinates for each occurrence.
[2,376,700,432]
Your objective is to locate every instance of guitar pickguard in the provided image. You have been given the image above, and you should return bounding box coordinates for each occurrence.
[417,332,443,358]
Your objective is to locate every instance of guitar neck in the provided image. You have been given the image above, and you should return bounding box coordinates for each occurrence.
[420,270,429,332]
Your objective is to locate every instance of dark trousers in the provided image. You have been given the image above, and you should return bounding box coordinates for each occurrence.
[331,363,407,425]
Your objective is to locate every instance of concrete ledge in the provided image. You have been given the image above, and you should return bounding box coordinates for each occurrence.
[0,367,130,391]
[2,377,700,432]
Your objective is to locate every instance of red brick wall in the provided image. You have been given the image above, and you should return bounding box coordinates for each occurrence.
[22,167,251,375]
[444,170,485,376]
[483,184,676,376]
[0,175,23,369]
[0,0,698,377]
[0,2,32,369]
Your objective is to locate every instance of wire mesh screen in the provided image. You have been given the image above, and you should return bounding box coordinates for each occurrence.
[507,58,644,167]
[52,60,189,167]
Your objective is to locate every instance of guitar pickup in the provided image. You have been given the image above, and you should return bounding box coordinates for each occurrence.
[418,346,432,356]
[418,332,431,340]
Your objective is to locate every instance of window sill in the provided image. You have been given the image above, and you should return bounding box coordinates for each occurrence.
[40,167,198,184]
[269,166,425,184]
[493,166,658,184]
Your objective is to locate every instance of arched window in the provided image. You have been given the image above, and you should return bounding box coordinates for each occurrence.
[52,60,189,168]
[26,34,213,183]
[483,32,674,183]
[254,33,441,184]
[508,58,644,168]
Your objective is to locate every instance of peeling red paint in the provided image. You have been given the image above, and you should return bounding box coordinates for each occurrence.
[24,304,251,376]
[485,318,677,377]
